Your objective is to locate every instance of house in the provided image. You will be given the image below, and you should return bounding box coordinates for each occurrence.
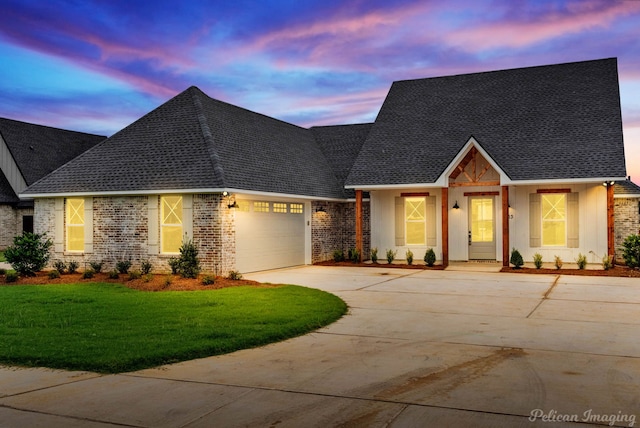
[0,118,105,249]
[614,177,640,253]
[21,58,627,273]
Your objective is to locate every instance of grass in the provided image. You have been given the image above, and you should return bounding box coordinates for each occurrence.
[0,251,5,262]
[0,283,347,373]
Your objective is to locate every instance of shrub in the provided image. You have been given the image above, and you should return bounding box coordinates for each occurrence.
[348,248,360,263]
[116,260,132,274]
[163,275,173,288]
[53,260,67,274]
[332,249,345,262]
[108,270,119,279]
[168,257,180,274]
[228,270,243,280]
[48,270,60,279]
[176,239,200,278]
[143,273,153,283]
[4,232,53,277]
[128,270,141,281]
[202,275,215,285]
[370,247,378,263]
[533,253,543,269]
[82,269,95,279]
[424,248,436,267]
[510,248,524,269]
[0,268,6,276]
[602,254,613,271]
[554,256,563,270]
[67,260,79,274]
[386,249,396,264]
[576,253,587,270]
[140,260,153,275]
[622,234,640,269]
[89,261,103,273]
[5,271,18,283]
[406,249,414,265]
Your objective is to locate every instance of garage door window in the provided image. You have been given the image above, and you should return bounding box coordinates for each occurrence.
[273,203,287,213]
[290,203,303,214]
[254,202,269,212]
[161,196,183,253]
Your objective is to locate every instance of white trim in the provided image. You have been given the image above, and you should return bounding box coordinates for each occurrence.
[614,194,640,199]
[345,183,442,190]
[21,187,348,202]
[347,177,628,190]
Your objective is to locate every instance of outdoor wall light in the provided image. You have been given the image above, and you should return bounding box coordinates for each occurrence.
[222,191,238,209]
[453,200,460,209]
[602,181,615,187]
[315,206,326,213]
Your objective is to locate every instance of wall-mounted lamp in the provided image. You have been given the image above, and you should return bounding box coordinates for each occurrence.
[222,191,238,209]
[602,181,615,187]
[453,200,459,209]
[315,206,326,213]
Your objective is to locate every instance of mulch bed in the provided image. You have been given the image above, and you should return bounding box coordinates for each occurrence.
[0,271,263,291]
[501,266,640,278]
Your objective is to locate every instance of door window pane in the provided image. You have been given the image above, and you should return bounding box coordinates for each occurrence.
[471,198,493,242]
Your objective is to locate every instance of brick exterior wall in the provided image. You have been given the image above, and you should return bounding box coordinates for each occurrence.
[0,205,33,249]
[193,194,235,276]
[614,197,640,256]
[311,200,370,263]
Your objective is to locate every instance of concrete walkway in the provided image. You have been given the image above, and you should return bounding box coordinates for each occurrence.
[1,266,639,427]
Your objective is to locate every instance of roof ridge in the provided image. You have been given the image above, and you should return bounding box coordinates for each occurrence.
[189,87,226,187]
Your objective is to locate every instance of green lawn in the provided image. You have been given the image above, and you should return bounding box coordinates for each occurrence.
[0,283,347,373]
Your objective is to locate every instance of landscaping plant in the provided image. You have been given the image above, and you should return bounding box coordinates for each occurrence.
[141,259,153,275]
[370,247,378,264]
[332,249,345,262]
[349,248,360,263]
[90,261,104,273]
[53,260,66,274]
[173,238,201,278]
[533,253,543,269]
[67,260,79,274]
[424,248,436,267]
[4,232,52,277]
[622,234,640,269]
[576,253,587,270]
[406,249,414,265]
[386,249,396,264]
[116,260,132,274]
[602,254,613,271]
[510,248,524,269]
[554,256,563,270]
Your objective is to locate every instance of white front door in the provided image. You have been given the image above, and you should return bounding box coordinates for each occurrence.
[468,197,496,260]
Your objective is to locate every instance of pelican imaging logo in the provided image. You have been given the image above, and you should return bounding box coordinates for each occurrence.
[529,409,636,426]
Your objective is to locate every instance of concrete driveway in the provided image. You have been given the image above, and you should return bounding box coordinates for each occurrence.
[1,266,639,427]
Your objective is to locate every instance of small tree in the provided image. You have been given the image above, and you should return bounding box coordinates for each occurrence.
[4,232,52,277]
[176,238,200,278]
[622,234,640,269]
[424,248,436,267]
[510,248,524,269]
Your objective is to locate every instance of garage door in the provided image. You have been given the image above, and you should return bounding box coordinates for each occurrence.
[235,200,306,273]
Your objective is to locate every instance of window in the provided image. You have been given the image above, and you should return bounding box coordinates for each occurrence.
[541,194,566,246]
[66,198,85,252]
[161,196,183,253]
[470,198,494,242]
[237,200,250,212]
[273,203,287,213]
[405,197,426,245]
[254,201,269,212]
[290,203,303,214]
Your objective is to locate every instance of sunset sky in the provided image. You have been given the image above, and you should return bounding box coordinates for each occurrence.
[1,0,639,182]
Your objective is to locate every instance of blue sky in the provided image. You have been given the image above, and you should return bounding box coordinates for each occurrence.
[1,0,639,181]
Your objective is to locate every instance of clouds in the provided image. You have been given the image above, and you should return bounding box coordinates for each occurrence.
[0,0,639,178]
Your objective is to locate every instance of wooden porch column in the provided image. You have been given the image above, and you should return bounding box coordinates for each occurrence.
[607,183,615,264]
[502,186,510,267]
[442,187,449,267]
[355,189,363,262]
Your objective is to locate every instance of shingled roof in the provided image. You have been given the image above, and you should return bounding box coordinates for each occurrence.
[23,87,346,199]
[615,178,640,197]
[346,58,626,187]
[0,118,105,203]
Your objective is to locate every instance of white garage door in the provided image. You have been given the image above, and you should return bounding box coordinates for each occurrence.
[235,200,306,273]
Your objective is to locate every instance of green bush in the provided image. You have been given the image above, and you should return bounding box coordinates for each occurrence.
[576,253,587,270]
[82,269,95,279]
[4,232,53,277]
[602,254,613,271]
[348,248,360,263]
[48,270,60,279]
[5,271,18,283]
[533,253,543,269]
[0,268,6,276]
[370,247,378,263]
[406,249,414,265]
[143,274,153,283]
[228,270,243,280]
[424,248,436,267]
[116,260,132,274]
[202,275,215,285]
[554,256,563,270]
[128,270,141,281]
[140,260,153,275]
[386,249,396,264]
[168,257,180,274]
[89,261,103,273]
[163,275,173,287]
[53,260,66,274]
[67,260,79,274]
[175,239,200,278]
[332,249,345,262]
[108,270,119,279]
[622,234,640,269]
[510,248,524,269]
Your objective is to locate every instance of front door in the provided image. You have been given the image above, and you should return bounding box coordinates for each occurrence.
[468,197,496,260]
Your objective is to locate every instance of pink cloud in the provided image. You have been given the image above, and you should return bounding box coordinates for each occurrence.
[448,1,640,51]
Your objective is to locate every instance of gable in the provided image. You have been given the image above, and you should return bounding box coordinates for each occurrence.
[448,146,500,187]
[346,58,626,187]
